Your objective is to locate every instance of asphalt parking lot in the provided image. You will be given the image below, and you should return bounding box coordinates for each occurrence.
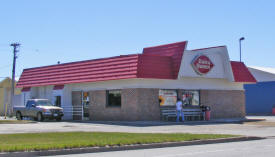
[0,116,275,137]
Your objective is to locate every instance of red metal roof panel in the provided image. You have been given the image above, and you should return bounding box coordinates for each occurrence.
[137,54,174,79]
[231,61,256,83]
[142,41,187,79]
[17,54,139,87]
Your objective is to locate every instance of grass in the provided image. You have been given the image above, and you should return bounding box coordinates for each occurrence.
[0,120,34,124]
[0,132,237,152]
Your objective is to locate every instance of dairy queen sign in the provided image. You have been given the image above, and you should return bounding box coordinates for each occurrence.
[191,55,214,75]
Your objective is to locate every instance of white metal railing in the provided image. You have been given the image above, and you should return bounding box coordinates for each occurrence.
[62,105,83,120]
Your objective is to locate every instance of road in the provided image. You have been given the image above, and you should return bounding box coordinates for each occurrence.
[1,116,275,137]
[53,138,275,157]
[1,116,274,156]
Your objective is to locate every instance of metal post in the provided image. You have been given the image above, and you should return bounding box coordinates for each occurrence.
[239,40,241,62]
[239,37,245,62]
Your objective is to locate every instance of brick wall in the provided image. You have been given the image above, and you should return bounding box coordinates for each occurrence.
[135,88,160,120]
[88,89,245,121]
[200,90,246,119]
[89,88,160,121]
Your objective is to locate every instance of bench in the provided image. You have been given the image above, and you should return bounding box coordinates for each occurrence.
[183,108,205,121]
[160,107,177,121]
[160,107,204,121]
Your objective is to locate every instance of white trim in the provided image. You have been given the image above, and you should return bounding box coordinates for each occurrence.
[66,78,244,91]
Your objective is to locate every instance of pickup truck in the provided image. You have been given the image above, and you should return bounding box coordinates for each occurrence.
[14,99,64,121]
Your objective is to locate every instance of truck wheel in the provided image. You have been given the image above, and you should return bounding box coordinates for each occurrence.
[37,112,44,122]
[16,112,22,120]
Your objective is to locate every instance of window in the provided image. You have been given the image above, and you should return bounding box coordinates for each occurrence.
[26,100,35,107]
[54,96,61,107]
[182,90,200,106]
[106,90,121,107]
[159,89,177,106]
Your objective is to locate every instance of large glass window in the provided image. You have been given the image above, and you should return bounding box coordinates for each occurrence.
[106,90,121,107]
[182,90,200,106]
[159,89,177,106]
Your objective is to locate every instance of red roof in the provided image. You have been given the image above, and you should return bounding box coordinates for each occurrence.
[53,85,64,90]
[137,54,174,79]
[17,54,139,87]
[17,41,256,88]
[17,41,187,88]
[142,41,187,78]
[231,61,256,83]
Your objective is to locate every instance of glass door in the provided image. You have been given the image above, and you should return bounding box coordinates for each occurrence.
[82,92,90,120]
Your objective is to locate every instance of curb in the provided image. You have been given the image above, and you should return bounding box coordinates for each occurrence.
[0,136,264,157]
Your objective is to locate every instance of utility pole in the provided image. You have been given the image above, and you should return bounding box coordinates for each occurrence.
[8,43,20,116]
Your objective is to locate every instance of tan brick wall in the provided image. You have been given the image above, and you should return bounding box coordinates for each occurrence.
[200,90,246,119]
[88,88,160,121]
[88,88,245,121]
[136,88,160,120]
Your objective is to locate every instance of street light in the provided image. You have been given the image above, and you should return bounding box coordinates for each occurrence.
[239,37,245,62]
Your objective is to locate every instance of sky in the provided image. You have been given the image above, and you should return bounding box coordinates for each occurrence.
[0,0,275,80]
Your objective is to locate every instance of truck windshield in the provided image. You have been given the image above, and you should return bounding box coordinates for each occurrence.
[36,100,54,106]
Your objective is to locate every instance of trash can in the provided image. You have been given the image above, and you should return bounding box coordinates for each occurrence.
[205,106,211,121]
[272,105,275,115]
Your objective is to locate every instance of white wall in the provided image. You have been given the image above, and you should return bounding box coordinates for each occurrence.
[248,67,275,82]
[178,47,234,82]
[20,92,31,106]
[62,85,73,120]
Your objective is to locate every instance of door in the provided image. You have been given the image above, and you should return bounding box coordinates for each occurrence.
[25,100,35,117]
[53,96,61,107]
[72,91,82,120]
[82,92,90,120]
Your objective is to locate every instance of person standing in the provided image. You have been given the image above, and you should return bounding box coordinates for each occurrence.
[176,98,184,122]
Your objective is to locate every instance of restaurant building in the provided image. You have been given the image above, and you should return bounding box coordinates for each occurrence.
[16,41,256,120]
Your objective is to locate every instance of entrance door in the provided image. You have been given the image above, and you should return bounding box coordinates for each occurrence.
[82,92,90,120]
[53,96,61,107]
[72,91,82,120]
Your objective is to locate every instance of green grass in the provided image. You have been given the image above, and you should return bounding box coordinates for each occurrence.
[0,120,34,124]
[0,132,237,152]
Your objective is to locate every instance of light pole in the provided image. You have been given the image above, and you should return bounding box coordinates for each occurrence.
[239,37,245,62]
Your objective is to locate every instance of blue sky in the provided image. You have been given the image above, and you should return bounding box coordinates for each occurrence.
[0,0,275,79]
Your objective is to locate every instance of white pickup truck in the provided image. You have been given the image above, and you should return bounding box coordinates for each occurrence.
[13,99,64,121]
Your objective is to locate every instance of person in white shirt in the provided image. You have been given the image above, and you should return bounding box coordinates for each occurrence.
[176,98,184,122]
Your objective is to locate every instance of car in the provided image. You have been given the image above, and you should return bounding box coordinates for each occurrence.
[14,99,64,121]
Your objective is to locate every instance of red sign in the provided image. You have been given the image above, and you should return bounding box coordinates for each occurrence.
[191,55,214,75]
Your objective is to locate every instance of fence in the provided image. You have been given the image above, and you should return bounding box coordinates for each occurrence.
[62,105,83,120]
